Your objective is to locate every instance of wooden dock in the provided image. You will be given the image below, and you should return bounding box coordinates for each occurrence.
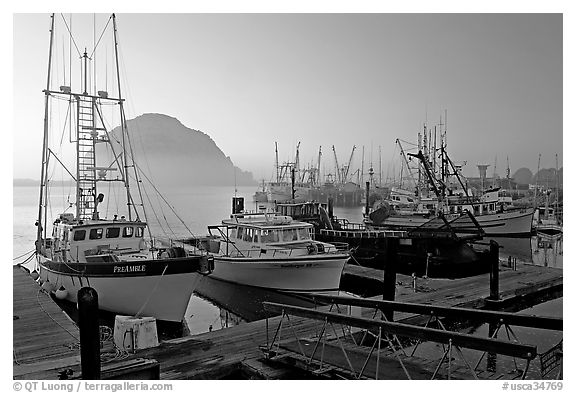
[13,265,81,379]
[13,262,562,380]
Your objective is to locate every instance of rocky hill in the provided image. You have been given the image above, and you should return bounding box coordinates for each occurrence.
[103,113,255,187]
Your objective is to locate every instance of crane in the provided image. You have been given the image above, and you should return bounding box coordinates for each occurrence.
[342,145,356,183]
[332,145,341,184]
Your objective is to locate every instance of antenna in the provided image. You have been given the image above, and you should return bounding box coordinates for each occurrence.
[234,167,237,197]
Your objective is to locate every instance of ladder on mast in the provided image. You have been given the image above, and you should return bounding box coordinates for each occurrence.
[76,94,98,221]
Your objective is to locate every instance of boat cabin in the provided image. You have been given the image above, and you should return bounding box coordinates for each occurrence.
[210,213,335,257]
[223,214,313,245]
[48,213,148,262]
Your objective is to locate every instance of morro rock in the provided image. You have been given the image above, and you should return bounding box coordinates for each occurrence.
[102,113,254,186]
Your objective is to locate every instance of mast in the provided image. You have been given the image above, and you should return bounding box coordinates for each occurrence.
[533,154,541,210]
[361,146,365,186]
[275,142,279,182]
[555,154,559,223]
[317,146,322,186]
[37,13,55,252]
[112,13,133,221]
[377,146,381,186]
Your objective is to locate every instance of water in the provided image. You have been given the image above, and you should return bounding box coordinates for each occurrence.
[13,185,563,342]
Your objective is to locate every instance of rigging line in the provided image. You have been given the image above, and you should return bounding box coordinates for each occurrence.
[397,138,418,147]
[139,175,173,238]
[58,103,71,147]
[59,13,82,58]
[36,289,79,341]
[13,249,35,261]
[140,184,170,238]
[89,15,113,58]
[133,162,197,239]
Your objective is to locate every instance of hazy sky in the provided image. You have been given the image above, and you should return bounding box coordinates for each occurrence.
[13,13,562,181]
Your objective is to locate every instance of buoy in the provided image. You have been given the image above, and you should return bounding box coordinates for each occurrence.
[41,280,55,293]
[30,270,39,280]
[55,286,69,300]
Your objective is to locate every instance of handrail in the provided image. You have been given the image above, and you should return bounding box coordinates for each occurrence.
[300,294,563,331]
[263,302,537,360]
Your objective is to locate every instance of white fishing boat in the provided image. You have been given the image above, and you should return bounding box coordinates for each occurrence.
[34,14,212,323]
[197,198,349,292]
[368,147,534,237]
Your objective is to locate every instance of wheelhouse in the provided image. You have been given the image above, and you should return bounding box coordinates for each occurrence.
[49,214,148,262]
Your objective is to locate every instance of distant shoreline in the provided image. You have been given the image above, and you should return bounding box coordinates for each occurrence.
[13,178,257,187]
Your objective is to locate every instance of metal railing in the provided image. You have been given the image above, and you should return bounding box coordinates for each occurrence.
[262,296,561,380]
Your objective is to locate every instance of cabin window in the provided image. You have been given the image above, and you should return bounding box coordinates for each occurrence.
[261,229,279,243]
[253,229,261,243]
[281,229,298,242]
[73,230,86,241]
[298,228,311,240]
[106,227,120,238]
[237,227,244,240]
[243,227,253,242]
[89,228,103,240]
[122,227,134,237]
[135,227,144,238]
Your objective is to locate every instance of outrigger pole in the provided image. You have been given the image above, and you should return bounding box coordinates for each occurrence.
[112,13,133,221]
[36,13,55,253]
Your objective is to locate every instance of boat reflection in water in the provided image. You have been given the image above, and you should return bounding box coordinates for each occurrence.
[189,274,340,330]
[482,233,563,269]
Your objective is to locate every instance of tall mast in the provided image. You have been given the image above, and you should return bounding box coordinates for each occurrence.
[533,154,541,210]
[36,13,55,252]
[112,13,133,221]
[378,146,382,186]
[275,142,279,182]
[317,146,322,185]
[555,154,559,223]
[360,146,364,186]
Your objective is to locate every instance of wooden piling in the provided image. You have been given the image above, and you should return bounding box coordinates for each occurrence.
[382,238,398,321]
[489,240,500,301]
[78,287,101,379]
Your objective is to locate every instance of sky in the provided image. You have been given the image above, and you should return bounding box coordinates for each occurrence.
[12,12,563,182]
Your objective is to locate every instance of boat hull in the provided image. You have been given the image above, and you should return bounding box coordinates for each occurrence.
[37,255,208,322]
[379,209,534,237]
[210,254,348,292]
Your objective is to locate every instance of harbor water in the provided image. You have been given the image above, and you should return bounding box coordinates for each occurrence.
[13,185,562,366]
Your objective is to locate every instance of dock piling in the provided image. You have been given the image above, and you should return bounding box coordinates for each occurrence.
[382,238,398,321]
[489,240,500,301]
[78,287,101,380]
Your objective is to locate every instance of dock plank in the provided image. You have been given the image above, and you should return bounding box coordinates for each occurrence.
[13,265,81,380]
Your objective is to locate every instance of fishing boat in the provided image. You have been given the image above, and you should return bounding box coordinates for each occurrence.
[190,198,349,292]
[274,200,491,278]
[368,147,534,237]
[371,187,534,237]
[34,14,213,323]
